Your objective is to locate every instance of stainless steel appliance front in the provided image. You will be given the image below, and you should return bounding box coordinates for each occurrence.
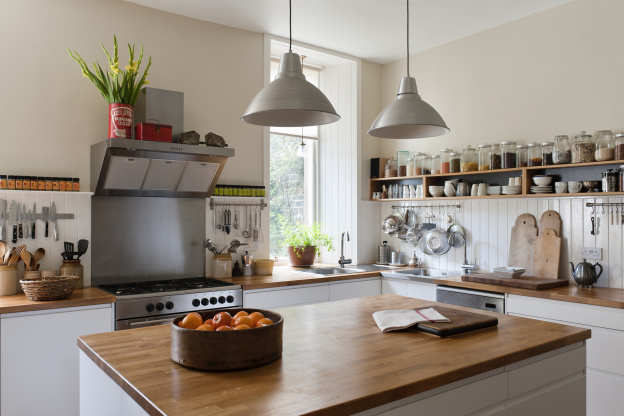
[436,286,505,314]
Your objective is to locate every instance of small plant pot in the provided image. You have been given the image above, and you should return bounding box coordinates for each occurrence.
[287,246,317,266]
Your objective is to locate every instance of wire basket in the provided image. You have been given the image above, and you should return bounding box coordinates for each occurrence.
[20,275,80,301]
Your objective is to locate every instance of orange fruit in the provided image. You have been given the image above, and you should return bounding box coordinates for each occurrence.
[249,312,265,325]
[234,316,254,328]
[234,324,251,330]
[213,312,232,329]
[216,325,233,331]
[233,311,249,321]
[204,319,215,327]
[256,318,273,327]
[196,324,215,331]
[180,313,203,329]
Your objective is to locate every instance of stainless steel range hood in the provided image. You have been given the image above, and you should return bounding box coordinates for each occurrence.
[90,139,234,197]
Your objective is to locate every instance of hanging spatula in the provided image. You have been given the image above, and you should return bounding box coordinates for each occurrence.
[77,239,89,258]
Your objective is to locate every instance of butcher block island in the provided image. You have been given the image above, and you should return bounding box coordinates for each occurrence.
[78,295,590,416]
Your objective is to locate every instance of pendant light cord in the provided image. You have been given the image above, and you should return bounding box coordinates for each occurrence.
[289,0,292,52]
[406,0,410,77]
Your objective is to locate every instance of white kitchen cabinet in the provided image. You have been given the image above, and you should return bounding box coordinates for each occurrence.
[243,282,330,309]
[506,294,624,416]
[1,304,113,416]
[382,277,436,301]
[381,278,408,296]
[329,277,381,301]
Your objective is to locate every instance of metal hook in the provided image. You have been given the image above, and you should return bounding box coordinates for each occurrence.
[591,206,596,215]
[602,206,605,215]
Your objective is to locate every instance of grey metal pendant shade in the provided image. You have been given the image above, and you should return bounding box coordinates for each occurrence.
[368,0,449,139]
[242,52,340,127]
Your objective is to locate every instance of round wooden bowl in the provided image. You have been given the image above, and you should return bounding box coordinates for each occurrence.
[171,308,283,371]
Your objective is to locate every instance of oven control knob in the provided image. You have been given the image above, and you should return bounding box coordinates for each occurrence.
[165,301,174,310]
[210,297,217,305]
[156,302,164,311]
[146,303,155,312]
[201,298,209,306]
[226,295,234,303]
[192,299,200,307]
[218,296,225,304]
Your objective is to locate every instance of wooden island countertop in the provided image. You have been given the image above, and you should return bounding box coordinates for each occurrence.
[78,295,590,416]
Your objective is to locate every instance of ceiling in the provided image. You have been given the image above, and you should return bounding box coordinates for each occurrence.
[126,0,571,64]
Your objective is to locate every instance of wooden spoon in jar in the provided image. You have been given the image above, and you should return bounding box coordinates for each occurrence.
[21,250,32,271]
[32,248,45,271]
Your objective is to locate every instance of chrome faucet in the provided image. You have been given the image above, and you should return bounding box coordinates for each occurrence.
[448,231,477,274]
[339,230,352,267]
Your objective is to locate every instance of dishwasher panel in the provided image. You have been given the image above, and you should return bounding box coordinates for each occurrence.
[436,287,505,314]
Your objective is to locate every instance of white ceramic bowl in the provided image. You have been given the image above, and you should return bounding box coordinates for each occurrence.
[492,267,526,279]
[533,175,553,186]
[429,186,445,197]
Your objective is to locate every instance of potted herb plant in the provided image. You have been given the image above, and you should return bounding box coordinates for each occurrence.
[284,222,334,266]
[67,36,152,140]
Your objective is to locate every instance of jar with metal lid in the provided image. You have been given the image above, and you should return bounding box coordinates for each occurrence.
[414,152,426,175]
[478,143,491,171]
[602,169,618,192]
[384,158,398,178]
[541,141,554,166]
[490,143,501,170]
[460,146,478,172]
[440,148,453,174]
[595,130,615,161]
[620,165,624,192]
[431,154,441,174]
[553,135,571,164]
[449,152,461,173]
[516,144,528,167]
[616,133,624,160]
[420,156,431,175]
[397,151,410,177]
[406,155,415,176]
[501,141,517,169]
[571,131,595,163]
[527,142,542,166]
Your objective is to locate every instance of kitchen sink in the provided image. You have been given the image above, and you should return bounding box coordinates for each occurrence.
[294,264,402,276]
[381,268,461,283]
[344,264,398,272]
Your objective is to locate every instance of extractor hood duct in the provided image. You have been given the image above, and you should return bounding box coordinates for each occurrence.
[90,139,234,197]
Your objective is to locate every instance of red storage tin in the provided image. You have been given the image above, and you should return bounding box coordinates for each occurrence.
[135,122,173,142]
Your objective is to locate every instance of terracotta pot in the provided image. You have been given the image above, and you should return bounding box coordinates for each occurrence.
[287,246,317,266]
[108,103,134,139]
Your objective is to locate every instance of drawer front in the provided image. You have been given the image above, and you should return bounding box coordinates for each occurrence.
[381,278,408,296]
[407,281,437,302]
[243,284,329,309]
[329,279,381,301]
[587,369,624,416]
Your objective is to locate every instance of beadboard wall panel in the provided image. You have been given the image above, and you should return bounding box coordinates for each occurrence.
[380,196,624,288]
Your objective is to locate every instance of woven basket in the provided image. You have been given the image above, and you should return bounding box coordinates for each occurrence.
[20,275,80,301]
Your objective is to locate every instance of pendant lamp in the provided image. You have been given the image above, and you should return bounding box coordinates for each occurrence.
[241,0,340,127]
[368,0,449,139]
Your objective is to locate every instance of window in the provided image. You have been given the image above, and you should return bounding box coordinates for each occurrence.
[269,59,319,259]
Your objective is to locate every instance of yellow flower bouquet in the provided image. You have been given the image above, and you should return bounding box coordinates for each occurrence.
[67,36,152,106]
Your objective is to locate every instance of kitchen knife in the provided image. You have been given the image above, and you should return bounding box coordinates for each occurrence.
[9,201,17,244]
[26,209,31,239]
[42,206,49,238]
[31,203,36,239]
[23,204,29,239]
[51,202,58,241]
[17,202,22,239]
[0,199,6,241]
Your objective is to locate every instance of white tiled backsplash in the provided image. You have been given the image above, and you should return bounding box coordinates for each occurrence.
[380,196,624,289]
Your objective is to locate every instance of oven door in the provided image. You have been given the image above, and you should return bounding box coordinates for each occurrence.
[116,312,184,331]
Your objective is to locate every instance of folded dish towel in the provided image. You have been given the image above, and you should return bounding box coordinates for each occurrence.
[373,308,451,333]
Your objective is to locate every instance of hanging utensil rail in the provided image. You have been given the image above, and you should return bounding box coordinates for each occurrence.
[209,198,266,211]
[391,203,461,210]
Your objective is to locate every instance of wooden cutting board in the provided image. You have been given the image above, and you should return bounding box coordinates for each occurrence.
[539,210,561,236]
[533,228,561,279]
[410,306,498,337]
[508,214,537,274]
[461,273,569,289]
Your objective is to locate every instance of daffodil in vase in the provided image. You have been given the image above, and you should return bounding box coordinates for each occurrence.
[67,36,152,139]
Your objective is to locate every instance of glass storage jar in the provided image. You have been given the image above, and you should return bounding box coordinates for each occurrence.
[414,152,426,175]
[440,148,453,174]
[431,154,441,174]
[397,151,410,176]
[571,131,595,163]
[461,146,478,172]
[501,141,517,169]
[527,142,542,166]
[595,130,615,161]
[420,156,431,175]
[616,133,624,160]
[478,144,492,171]
[553,135,571,164]
[406,155,415,176]
[516,144,528,167]
[541,141,554,166]
[449,152,461,173]
[384,158,398,178]
[490,143,502,170]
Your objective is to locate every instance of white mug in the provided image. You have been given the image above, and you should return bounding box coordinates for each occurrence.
[508,178,515,186]
[554,182,567,193]
[514,177,522,186]
[471,184,479,196]
[568,181,582,193]
[478,183,487,196]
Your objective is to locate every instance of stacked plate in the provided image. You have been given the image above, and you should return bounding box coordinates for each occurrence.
[487,186,501,195]
[492,267,526,279]
[501,185,521,195]
[530,185,553,194]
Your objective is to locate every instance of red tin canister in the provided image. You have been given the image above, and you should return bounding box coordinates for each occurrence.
[108,103,134,139]
[135,122,173,142]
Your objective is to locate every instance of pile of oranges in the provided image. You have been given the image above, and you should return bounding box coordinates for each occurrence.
[177,310,274,331]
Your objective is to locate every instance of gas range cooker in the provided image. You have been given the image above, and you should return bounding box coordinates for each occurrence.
[99,277,243,330]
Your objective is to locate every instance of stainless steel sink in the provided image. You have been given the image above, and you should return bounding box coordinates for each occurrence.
[344,264,397,272]
[295,267,367,275]
[381,268,461,283]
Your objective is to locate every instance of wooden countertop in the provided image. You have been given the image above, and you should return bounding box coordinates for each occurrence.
[78,295,590,416]
[0,287,116,314]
